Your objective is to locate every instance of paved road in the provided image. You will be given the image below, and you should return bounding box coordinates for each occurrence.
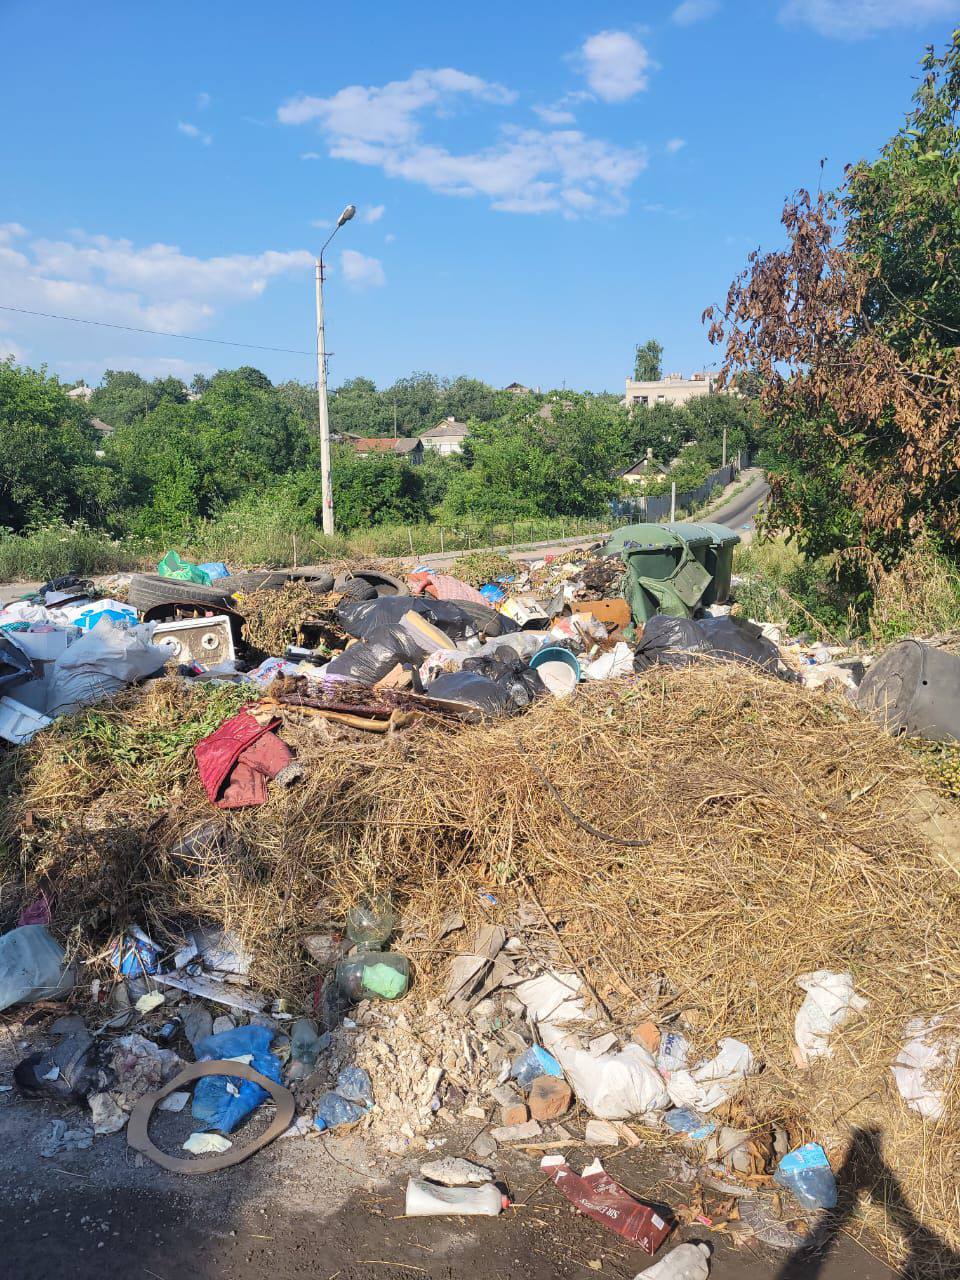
[704,470,769,539]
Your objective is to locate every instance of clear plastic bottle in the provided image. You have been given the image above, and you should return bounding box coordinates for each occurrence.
[633,1242,711,1280]
[345,895,396,949]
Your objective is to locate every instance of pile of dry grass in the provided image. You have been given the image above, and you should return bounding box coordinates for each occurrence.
[2,664,959,1264]
[233,582,348,657]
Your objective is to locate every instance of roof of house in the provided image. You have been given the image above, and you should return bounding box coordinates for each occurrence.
[421,416,469,439]
[622,457,669,477]
[88,417,114,434]
[353,436,421,454]
[504,382,530,393]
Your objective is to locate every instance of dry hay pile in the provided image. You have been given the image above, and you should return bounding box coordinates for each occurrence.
[2,664,960,1262]
[233,581,342,655]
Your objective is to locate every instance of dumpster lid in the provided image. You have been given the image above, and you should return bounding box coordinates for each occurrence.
[684,521,741,548]
[662,522,718,549]
[606,524,685,555]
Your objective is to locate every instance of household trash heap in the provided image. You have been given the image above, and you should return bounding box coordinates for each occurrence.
[1,533,960,1273]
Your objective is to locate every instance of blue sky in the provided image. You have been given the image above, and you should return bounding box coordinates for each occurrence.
[2,0,959,394]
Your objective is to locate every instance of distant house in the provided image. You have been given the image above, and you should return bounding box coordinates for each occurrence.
[504,382,531,396]
[89,416,115,437]
[353,436,424,464]
[623,371,717,410]
[67,384,94,402]
[537,399,574,422]
[621,448,669,489]
[420,417,469,456]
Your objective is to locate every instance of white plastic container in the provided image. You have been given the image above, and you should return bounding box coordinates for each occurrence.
[0,696,53,745]
[405,1178,504,1217]
[634,1242,711,1280]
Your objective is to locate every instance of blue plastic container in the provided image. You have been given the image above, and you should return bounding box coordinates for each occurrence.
[774,1143,838,1211]
[529,647,582,681]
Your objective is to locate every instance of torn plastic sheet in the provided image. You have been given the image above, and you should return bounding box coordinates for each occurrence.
[794,970,868,1066]
[667,1038,757,1113]
[151,971,266,1013]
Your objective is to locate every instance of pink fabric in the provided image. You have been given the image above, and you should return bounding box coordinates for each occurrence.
[408,571,488,606]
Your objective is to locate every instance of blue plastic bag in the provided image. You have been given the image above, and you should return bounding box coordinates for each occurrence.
[314,1092,365,1132]
[194,1025,274,1060]
[192,1049,282,1134]
[479,584,507,605]
[663,1107,716,1141]
[198,562,230,582]
[512,1045,563,1088]
[774,1143,838,1211]
[75,606,138,631]
[109,928,161,977]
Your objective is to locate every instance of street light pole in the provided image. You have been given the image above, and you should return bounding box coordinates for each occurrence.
[315,204,356,537]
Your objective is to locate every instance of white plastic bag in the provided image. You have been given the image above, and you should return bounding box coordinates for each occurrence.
[0,925,74,1011]
[514,970,593,1027]
[794,970,868,1065]
[551,1041,670,1119]
[45,620,168,717]
[583,643,634,682]
[667,1038,756,1113]
[891,1018,958,1121]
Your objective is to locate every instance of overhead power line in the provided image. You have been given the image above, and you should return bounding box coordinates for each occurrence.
[0,304,313,357]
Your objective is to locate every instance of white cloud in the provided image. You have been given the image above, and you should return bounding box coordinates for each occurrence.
[0,222,27,244]
[576,31,652,102]
[178,121,213,146]
[278,68,646,217]
[780,0,958,36]
[340,248,386,289]
[533,103,577,125]
[197,91,212,109]
[666,137,687,153]
[0,334,27,364]
[301,151,321,160]
[384,233,396,243]
[0,228,312,337]
[311,218,332,229]
[59,355,215,383]
[361,204,386,223]
[279,67,515,136]
[672,0,721,24]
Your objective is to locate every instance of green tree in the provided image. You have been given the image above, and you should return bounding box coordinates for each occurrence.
[89,369,186,429]
[633,338,664,382]
[707,31,960,563]
[0,362,101,529]
[331,447,428,529]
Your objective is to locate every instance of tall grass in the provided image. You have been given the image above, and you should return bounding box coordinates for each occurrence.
[0,513,615,581]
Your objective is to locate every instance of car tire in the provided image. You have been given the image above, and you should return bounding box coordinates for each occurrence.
[333,570,408,598]
[127,574,235,611]
[335,577,378,603]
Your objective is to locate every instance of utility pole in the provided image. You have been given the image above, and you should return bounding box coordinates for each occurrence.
[315,204,356,537]
[722,426,728,469]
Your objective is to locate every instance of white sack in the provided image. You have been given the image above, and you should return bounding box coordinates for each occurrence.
[667,1038,757,1113]
[794,970,868,1065]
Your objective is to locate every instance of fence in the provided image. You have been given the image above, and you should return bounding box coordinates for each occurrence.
[610,458,745,526]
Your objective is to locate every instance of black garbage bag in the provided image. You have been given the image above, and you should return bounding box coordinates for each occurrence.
[337,596,515,644]
[425,671,513,717]
[462,647,546,711]
[325,633,410,684]
[14,1030,114,1102]
[634,614,784,676]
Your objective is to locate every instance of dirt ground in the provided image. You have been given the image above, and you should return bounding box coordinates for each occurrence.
[0,1019,897,1280]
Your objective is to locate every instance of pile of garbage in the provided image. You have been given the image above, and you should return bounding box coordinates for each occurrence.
[1,540,959,1269]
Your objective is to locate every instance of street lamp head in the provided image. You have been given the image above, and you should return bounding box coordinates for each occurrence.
[337,204,357,227]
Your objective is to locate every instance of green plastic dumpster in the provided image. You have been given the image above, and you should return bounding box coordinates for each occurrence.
[604,524,689,577]
[614,527,713,626]
[665,521,741,606]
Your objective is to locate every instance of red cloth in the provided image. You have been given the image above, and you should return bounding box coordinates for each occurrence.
[194,708,292,808]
